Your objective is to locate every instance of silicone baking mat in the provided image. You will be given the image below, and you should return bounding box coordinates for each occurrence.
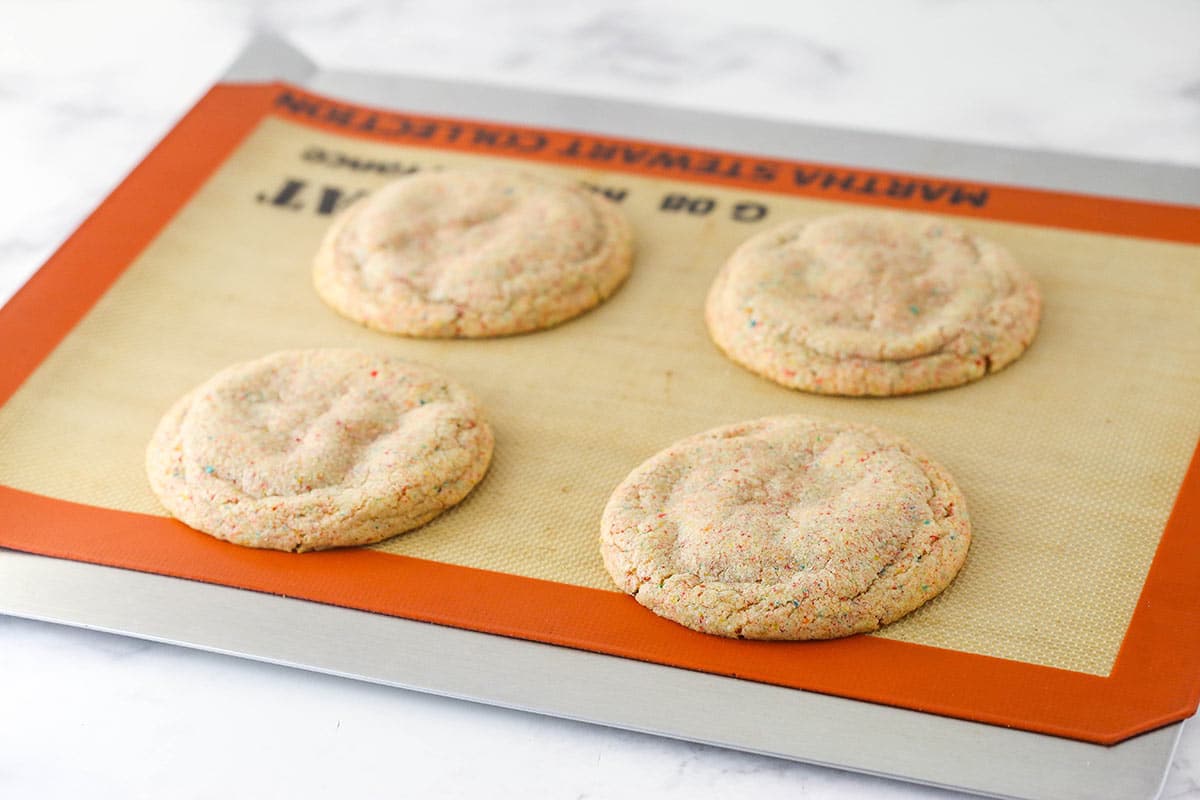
[2,80,1198,746]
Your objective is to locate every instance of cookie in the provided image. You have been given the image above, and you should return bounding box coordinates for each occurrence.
[705,212,1041,395]
[146,349,493,552]
[600,416,970,640]
[313,168,634,337]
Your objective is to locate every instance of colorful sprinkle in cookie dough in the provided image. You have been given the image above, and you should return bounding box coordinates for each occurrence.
[313,168,634,337]
[599,416,971,640]
[705,212,1042,395]
[146,349,494,552]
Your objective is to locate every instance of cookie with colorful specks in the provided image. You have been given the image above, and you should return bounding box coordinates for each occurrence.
[314,168,634,338]
[146,349,493,552]
[705,212,1041,395]
[600,415,970,640]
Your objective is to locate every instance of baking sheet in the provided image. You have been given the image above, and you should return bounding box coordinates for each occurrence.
[0,35,1195,800]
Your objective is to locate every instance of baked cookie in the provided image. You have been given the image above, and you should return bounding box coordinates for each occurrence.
[314,168,634,337]
[600,416,970,640]
[146,349,493,552]
[705,212,1041,395]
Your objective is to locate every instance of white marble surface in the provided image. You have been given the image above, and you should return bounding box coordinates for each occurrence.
[2,1,1198,797]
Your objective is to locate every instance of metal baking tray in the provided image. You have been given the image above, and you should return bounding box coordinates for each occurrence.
[1,35,1194,800]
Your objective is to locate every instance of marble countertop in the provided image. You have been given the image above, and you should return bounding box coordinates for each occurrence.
[2,1,1198,797]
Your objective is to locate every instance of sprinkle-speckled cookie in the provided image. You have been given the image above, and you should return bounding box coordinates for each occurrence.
[146,349,494,552]
[705,212,1041,395]
[313,168,634,338]
[600,416,970,640]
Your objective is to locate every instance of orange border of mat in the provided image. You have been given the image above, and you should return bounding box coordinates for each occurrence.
[2,82,1199,745]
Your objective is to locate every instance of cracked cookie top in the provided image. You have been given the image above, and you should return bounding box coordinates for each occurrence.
[313,168,634,337]
[146,349,493,552]
[599,415,970,640]
[705,212,1041,395]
